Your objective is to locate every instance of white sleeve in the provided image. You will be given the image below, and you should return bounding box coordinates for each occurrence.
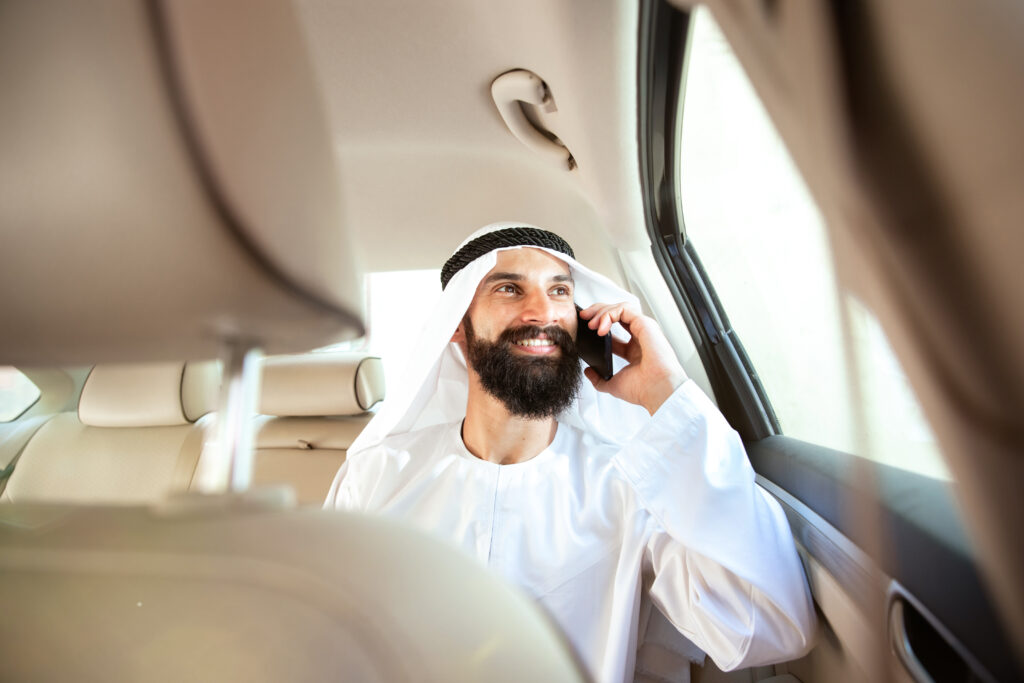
[612,381,817,670]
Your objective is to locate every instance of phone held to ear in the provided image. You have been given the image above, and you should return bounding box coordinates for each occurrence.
[576,305,613,381]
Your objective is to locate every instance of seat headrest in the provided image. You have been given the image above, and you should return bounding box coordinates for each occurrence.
[79,362,220,427]
[0,0,364,365]
[259,353,385,417]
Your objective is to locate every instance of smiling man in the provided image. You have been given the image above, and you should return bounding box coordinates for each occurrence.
[327,224,815,682]
[458,247,584,428]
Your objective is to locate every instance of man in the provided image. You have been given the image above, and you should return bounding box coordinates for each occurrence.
[327,223,815,682]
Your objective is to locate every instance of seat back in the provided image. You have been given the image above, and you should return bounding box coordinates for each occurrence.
[1,362,219,504]
[0,416,52,493]
[0,0,364,366]
[0,501,585,682]
[251,353,384,505]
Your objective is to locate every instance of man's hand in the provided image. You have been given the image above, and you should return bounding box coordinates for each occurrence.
[578,302,687,415]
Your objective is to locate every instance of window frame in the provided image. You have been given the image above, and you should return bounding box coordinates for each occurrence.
[637,0,775,442]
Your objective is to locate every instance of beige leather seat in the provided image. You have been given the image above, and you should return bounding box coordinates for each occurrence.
[1,362,219,504]
[251,352,385,505]
[0,415,52,497]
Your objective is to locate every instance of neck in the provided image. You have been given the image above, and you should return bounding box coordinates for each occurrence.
[462,375,557,465]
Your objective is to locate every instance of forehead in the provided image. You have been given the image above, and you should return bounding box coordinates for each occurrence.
[487,247,572,278]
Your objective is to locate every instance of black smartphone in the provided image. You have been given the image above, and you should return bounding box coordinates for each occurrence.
[575,305,613,381]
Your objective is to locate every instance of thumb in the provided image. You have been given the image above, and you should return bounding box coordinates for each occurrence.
[583,366,606,392]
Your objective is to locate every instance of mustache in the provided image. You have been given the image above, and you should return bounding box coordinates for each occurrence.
[497,324,576,351]
[465,321,582,419]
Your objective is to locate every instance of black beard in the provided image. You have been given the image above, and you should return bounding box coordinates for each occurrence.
[463,317,582,420]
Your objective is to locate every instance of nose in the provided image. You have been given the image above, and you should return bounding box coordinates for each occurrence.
[519,288,559,326]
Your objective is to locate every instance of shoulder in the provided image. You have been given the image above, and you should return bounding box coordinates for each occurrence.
[334,421,462,509]
[379,420,458,451]
[349,421,459,466]
[554,419,621,470]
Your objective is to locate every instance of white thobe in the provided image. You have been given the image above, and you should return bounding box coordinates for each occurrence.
[332,381,815,682]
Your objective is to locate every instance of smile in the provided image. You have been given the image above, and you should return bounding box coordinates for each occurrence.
[514,338,555,347]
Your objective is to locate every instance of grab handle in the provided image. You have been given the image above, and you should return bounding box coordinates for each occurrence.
[491,69,575,170]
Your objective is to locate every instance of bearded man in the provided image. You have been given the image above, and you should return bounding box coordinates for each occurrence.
[327,224,815,682]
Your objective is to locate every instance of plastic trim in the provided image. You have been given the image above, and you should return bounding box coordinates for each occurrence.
[751,436,1017,682]
[637,0,776,440]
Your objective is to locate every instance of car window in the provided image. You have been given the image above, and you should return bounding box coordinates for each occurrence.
[677,7,949,480]
[0,366,41,422]
[320,269,443,395]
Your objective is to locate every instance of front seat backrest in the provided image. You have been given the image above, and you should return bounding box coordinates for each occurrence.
[249,352,385,505]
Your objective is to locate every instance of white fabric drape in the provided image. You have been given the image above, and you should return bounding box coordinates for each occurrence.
[330,383,816,681]
[325,223,816,681]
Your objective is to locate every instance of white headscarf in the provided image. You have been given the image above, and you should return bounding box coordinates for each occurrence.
[328,222,653,496]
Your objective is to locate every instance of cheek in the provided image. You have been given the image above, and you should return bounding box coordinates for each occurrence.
[466,311,504,343]
[482,308,522,335]
[562,310,578,337]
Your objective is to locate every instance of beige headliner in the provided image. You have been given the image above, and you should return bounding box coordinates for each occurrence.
[295,0,649,279]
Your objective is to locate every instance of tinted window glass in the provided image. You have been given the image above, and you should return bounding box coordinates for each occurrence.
[0,367,40,421]
[677,8,948,479]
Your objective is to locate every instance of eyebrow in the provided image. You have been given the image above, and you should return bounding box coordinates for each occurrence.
[482,272,574,285]
[483,272,523,285]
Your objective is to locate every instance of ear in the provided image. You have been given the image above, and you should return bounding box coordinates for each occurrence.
[451,320,466,344]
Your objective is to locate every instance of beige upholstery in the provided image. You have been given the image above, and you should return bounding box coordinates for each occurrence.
[1,362,219,504]
[259,353,385,415]
[0,502,585,682]
[181,362,222,422]
[0,0,364,365]
[251,353,383,505]
[79,362,219,427]
[0,416,53,497]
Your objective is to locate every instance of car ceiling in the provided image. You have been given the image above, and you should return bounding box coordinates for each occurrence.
[0,0,652,363]
[294,0,648,278]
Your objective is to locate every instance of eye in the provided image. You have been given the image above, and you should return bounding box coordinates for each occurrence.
[550,285,572,296]
[495,284,520,295]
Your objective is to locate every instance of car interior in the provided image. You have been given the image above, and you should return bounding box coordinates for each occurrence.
[1,0,1022,681]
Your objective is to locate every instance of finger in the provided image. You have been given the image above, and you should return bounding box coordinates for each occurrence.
[601,312,614,336]
[583,366,605,391]
[583,304,620,334]
[610,336,630,359]
[587,305,616,329]
[625,314,663,350]
[614,304,642,326]
[588,310,607,330]
[579,302,615,322]
[590,303,640,332]
[598,305,629,336]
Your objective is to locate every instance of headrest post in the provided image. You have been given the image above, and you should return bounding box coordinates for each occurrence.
[194,340,263,493]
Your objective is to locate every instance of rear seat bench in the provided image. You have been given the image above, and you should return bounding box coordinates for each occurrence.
[0,415,53,496]
[251,352,385,506]
[1,354,383,506]
[0,362,218,504]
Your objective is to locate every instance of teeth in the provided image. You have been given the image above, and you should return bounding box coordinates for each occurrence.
[515,339,554,347]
